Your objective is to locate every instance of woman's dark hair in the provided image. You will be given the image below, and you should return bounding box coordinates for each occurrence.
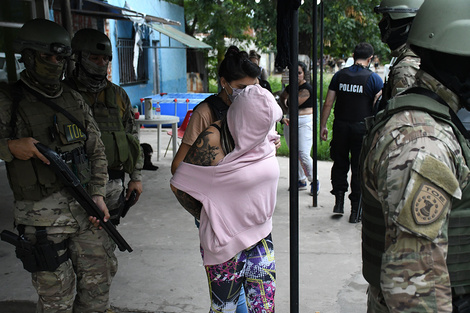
[218,45,261,82]
[298,61,308,75]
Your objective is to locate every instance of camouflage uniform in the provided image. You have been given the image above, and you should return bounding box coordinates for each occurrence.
[361,70,470,312]
[382,44,420,100]
[0,70,114,312]
[68,28,143,226]
[67,78,143,215]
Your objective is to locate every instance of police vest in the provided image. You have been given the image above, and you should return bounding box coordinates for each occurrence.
[335,67,374,122]
[68,78,140,174]
[360,92,470,294]
[6,84,89,201]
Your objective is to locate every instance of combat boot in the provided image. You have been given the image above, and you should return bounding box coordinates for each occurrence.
[349,202,362,223]
[333,191,345,214]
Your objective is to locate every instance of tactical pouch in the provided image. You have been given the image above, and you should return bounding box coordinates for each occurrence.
[69,146,91,185]
[14,238,38,273]
[32,228,63,272]
[1,227,68,273]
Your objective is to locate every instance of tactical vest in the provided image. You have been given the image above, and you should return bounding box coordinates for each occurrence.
[335,67,374,122]
[360,92,470,295]
[6,84,89,201]
[193,95,229,121]
[68,78,140,174]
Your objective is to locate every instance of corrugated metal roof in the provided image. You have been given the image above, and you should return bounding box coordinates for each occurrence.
[55,0,181,26]
[150,23,212,50]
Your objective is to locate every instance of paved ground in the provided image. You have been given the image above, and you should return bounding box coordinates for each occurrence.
[0,128,368,313]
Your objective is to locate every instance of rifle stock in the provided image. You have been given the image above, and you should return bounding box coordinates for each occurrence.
[35,143,132,252]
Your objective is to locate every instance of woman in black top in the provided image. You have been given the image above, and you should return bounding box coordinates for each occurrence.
[279,61,319,196]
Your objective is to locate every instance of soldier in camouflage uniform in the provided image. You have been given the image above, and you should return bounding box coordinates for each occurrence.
[374,0,423,112]
[0,19,115,312]
[361,1,470,312]
[66,28,143,222]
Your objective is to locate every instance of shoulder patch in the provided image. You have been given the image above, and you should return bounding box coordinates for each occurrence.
[412,183,449,225]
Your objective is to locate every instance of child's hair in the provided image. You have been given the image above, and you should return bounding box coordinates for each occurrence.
[218,45,261,82]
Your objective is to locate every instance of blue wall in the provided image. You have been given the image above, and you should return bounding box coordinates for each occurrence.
[107,0,187,109]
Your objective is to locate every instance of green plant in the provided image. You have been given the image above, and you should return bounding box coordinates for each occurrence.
[268,76,282,94]
[208,78,218,93]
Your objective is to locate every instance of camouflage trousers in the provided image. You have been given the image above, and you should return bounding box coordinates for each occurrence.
[15,190,118,313]
[23,224,117,313]
[106,178,125,214]
[104,178,125,264]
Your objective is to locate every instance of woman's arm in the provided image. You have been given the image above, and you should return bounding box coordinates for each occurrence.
[171,125,224,218]
[170,184,203,220]
[184,127,224,166]
[298,88,310,106]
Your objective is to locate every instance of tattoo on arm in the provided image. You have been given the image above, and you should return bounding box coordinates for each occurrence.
[184,129,220,166]
[174,189,202,220]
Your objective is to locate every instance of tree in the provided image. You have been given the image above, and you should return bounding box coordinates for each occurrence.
[168,0,259,74]
[320,0,388,61]
[168,0,389,78]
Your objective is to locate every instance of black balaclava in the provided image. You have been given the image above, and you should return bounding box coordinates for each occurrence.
[418,47,470,110]
[379,15,414,51]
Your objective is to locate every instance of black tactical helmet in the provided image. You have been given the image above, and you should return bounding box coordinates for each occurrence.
[71,28,112,60]
[375,0,424,49]
[374,0,423,20]
[13,18,71,56]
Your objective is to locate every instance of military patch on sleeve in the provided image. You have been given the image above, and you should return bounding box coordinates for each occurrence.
[412,183,449,225]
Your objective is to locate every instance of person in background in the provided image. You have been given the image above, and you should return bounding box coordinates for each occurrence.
[66,28,143,227]
[279,61,320,197]
[373,55,380,73]
[171,45,262,313]
[249,50,272,92]
[320,42,383,223]
[171,84,281,313]
[0,18,112,312]
[373,0,423,113]
[361,1,470,311]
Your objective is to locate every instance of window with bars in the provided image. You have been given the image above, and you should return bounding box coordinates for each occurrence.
[117,38,149,85]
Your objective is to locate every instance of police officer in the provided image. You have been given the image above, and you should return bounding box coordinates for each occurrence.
[361,0,470,311]
[374,0,423,112]
[0,19,113,312]
[320,42,383,223]
[66,28,143,225]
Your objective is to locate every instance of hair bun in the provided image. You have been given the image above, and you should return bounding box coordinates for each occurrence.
[225,45,240,57]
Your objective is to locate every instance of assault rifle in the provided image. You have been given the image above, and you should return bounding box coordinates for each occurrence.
[35,143,132,252]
